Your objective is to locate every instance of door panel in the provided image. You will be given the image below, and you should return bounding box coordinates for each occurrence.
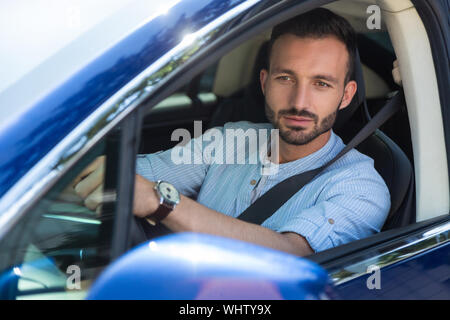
[333,241,450,299]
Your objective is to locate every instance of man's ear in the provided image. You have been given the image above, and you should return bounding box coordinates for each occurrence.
[339,80,357,110]
[260,69,268,96]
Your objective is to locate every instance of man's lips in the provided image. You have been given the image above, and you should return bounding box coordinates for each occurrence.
[283,115,314,126]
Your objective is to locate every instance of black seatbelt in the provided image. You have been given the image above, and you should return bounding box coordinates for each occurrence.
[237,90,405,225]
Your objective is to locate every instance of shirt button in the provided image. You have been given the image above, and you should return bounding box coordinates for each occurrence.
[250,179,257,186]
[328,218,335,225]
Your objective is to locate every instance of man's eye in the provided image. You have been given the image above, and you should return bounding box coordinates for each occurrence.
[276,76,292,82]
[316,81,330,88]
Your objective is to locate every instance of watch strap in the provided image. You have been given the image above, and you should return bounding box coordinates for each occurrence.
[146,203,172,226]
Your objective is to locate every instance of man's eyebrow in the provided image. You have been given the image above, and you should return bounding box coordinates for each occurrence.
[270,67,296,75]
[312,74,339,84]
[270,68,340,84]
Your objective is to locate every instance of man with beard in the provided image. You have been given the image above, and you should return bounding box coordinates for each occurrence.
[75,8,390,256]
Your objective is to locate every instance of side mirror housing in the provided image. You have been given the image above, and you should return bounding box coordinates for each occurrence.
[88,233,334,299]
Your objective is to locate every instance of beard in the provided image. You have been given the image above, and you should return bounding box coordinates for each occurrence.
[265,96,343,146]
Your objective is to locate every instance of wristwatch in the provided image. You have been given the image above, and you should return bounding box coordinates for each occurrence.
[146,180,180,225]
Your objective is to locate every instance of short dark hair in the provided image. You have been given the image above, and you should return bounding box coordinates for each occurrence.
[268,8,357,83]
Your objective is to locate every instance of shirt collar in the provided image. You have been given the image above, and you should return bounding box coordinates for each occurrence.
[260,129,343,180]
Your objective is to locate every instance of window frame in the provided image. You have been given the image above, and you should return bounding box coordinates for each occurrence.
[412,0,450,186]
[110,110,143,259]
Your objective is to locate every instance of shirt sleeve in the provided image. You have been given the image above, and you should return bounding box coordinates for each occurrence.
[136,131,210,199]
[277,166,391,253]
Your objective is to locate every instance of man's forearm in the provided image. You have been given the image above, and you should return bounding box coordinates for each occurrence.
[133,174,313,256]
[163,193,313,256]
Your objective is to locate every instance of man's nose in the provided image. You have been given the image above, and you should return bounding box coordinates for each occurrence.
[290,83,311,111]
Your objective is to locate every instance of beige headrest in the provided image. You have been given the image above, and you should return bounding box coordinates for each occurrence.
[213,32,270,97]
[213,21,393,99]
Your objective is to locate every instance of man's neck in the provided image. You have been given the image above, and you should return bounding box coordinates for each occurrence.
[277,130,332,164]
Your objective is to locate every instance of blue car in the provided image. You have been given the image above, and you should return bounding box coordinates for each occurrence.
[0,0,448,300]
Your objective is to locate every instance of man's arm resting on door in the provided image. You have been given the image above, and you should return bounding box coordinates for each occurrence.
[134,174,313,257]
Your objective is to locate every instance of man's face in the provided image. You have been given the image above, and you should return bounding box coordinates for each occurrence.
[260,34,357,145]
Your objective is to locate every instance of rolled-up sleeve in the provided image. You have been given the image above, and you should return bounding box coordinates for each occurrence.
[277,168,390,253]
[278,201,336,252]
[136,133,210,199]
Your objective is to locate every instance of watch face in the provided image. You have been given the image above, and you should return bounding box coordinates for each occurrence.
[158,181,180,205]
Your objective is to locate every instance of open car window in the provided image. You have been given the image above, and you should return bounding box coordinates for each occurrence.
[135,0,422,258]
[0,129,123,300]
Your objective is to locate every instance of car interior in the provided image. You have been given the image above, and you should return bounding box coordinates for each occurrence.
[138,0,419,235]
[1,0,447,300]
[139,1,450,235]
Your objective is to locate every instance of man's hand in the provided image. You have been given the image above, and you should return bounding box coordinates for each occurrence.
[70,155,159,218]
[72,156,105,212]
[133,175,159,218]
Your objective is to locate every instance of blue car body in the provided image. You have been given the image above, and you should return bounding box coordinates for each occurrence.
[0,0,448,300]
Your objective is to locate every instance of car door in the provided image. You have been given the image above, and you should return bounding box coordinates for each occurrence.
[310,215,450,299]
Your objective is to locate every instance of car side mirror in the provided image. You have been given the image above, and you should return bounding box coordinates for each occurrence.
[87,233,335,300]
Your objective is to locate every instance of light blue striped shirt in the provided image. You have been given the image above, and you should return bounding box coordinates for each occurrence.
[136,121,390,253]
